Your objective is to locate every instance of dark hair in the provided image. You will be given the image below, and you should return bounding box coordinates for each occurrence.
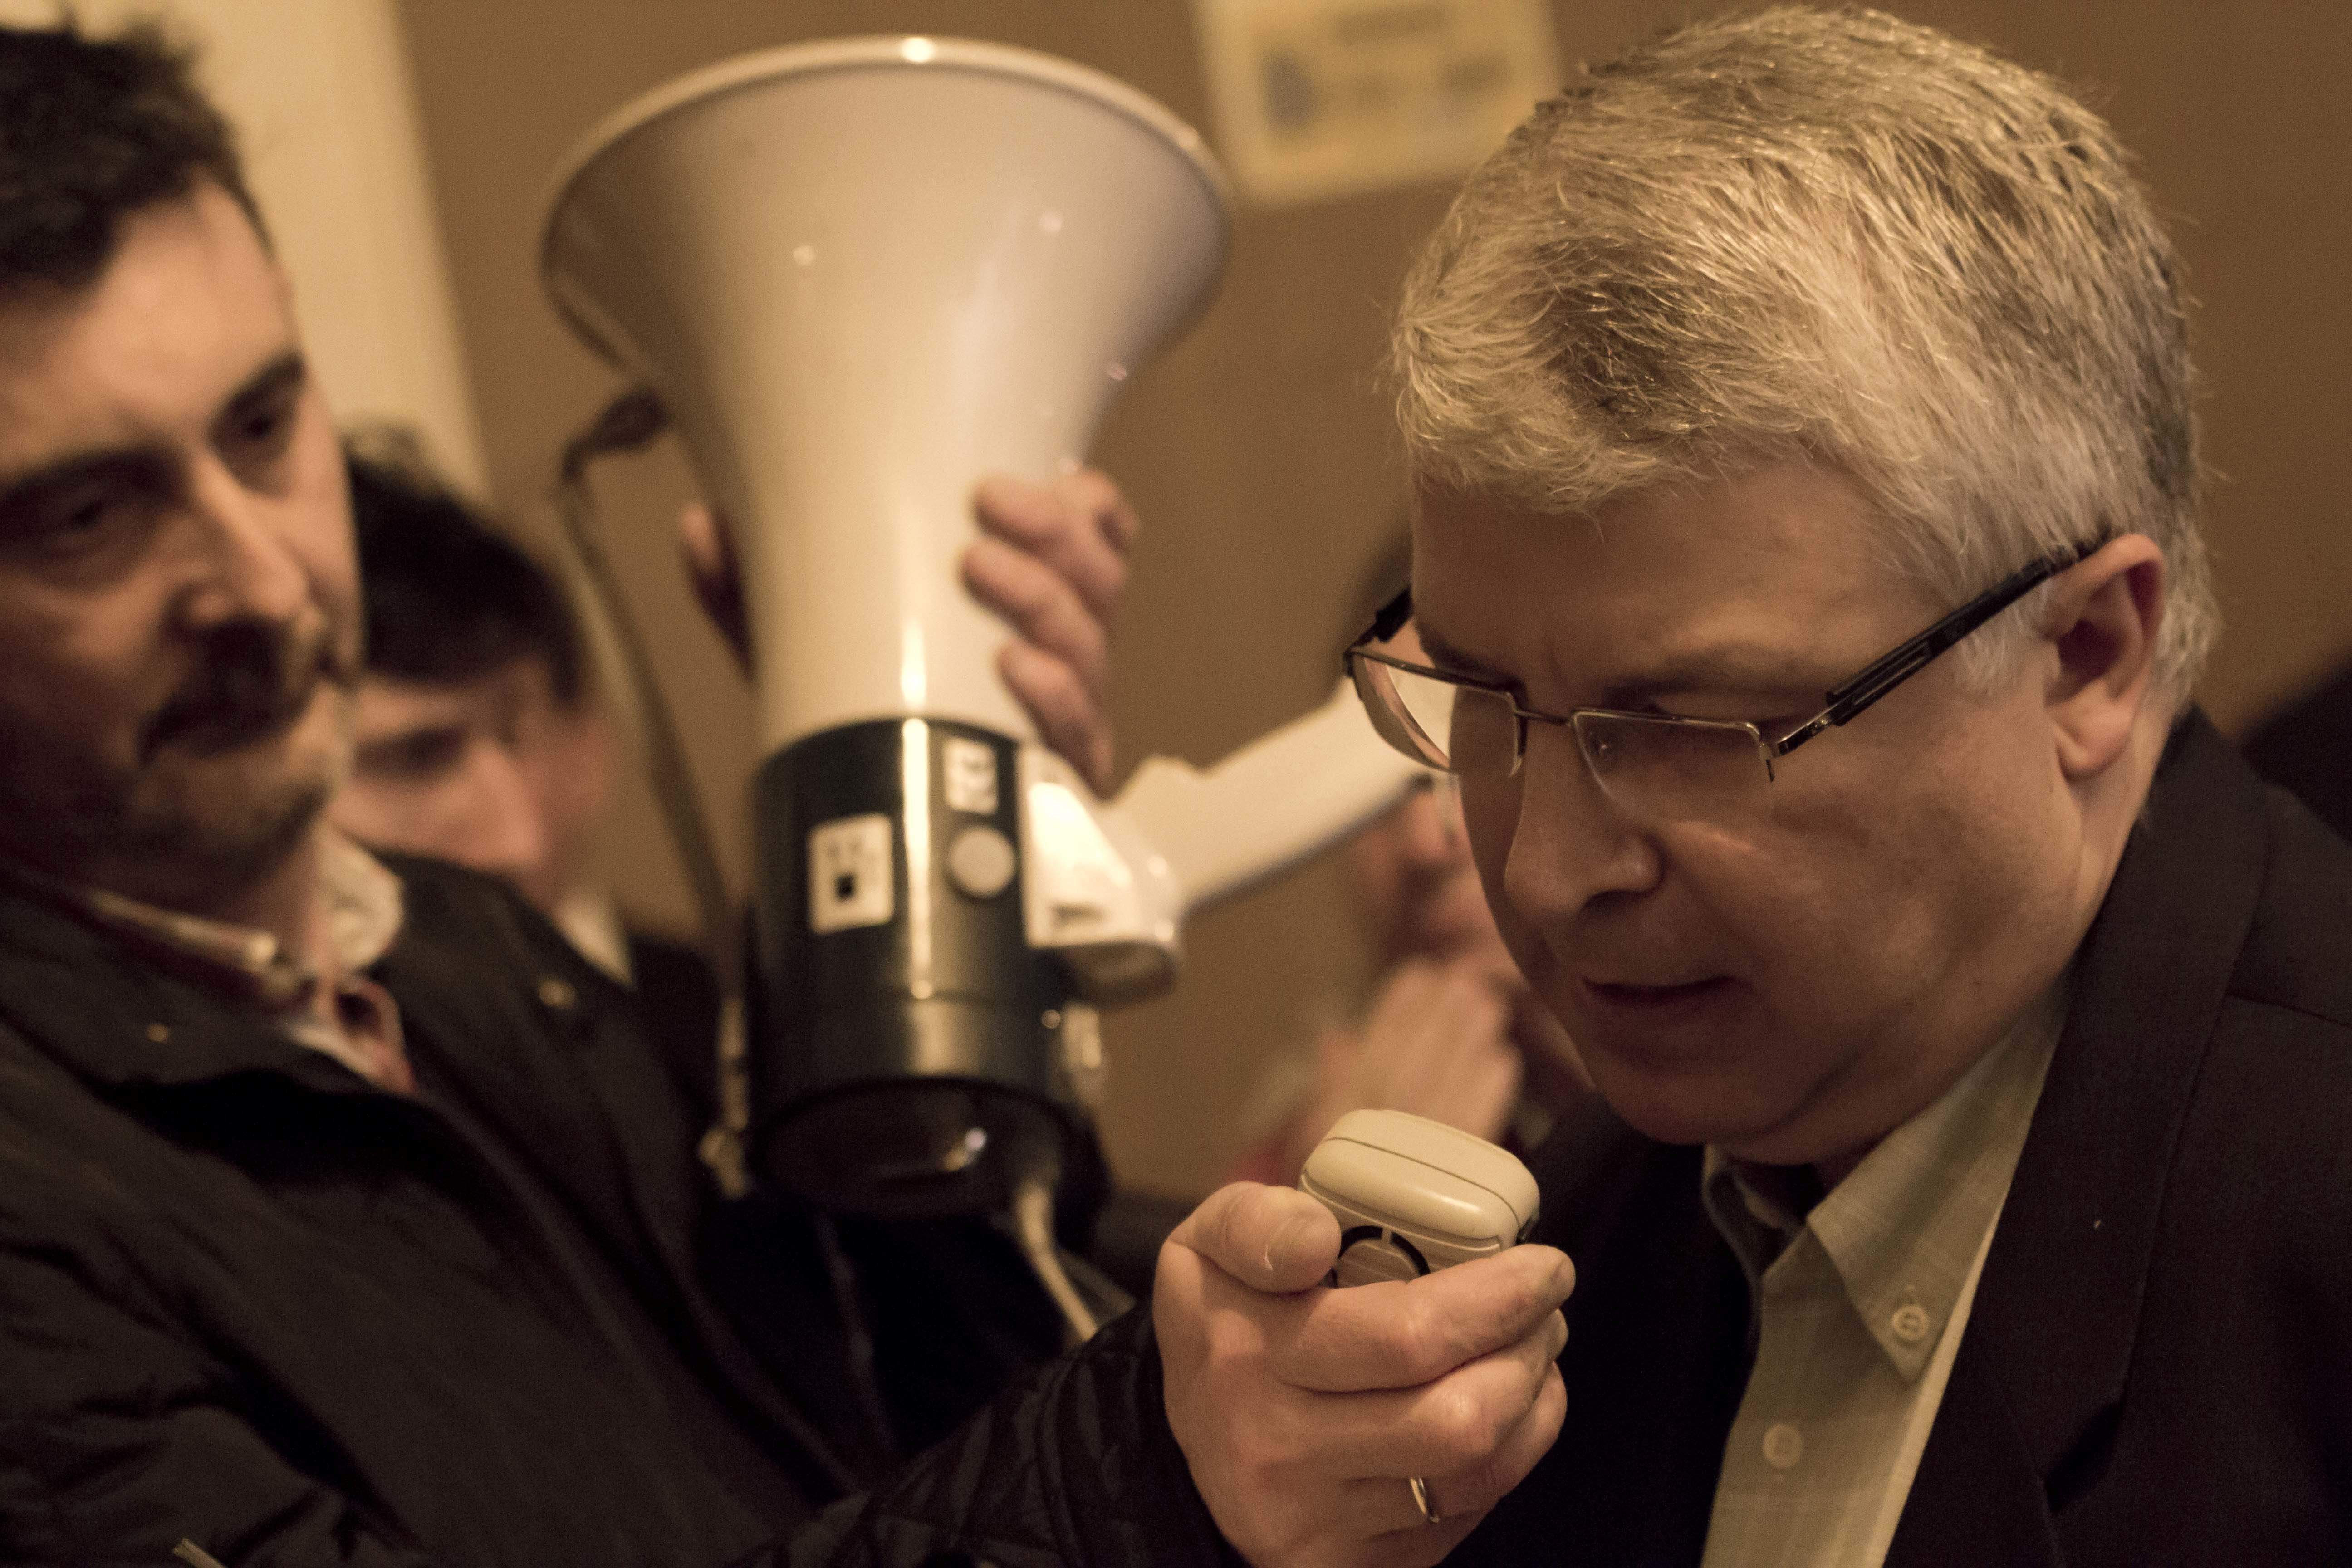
[0,18,263,294]
[348,442,588,707]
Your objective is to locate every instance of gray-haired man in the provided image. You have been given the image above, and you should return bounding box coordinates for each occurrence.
[802,10,2352,1566]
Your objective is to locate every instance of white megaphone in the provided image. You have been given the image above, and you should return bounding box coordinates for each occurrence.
[543,37,1421,1217]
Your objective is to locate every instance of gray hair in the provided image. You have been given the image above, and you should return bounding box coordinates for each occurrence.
[1393,6,2213,695]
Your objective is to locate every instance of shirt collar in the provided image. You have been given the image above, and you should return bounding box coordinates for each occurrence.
[1703,974,2068,1382]
[2,828,405,1009]
[549,883,632,984]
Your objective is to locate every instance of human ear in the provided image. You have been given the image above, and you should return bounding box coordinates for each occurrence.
[2042,534,2166,780]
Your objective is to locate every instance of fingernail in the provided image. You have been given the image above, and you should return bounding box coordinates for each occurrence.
[1264,1215,1307,1274]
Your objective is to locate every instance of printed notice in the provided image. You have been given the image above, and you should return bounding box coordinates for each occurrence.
[1192,0,1561,206]
[808,813,895,934]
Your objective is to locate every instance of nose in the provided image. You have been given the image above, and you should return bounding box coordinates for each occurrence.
[1497,720,1661,924]
[172,455,313,630]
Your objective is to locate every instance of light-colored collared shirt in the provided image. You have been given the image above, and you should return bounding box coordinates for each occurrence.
[1698,979,2068,1568]
[52,831,415,1093]
[549,882,633,985]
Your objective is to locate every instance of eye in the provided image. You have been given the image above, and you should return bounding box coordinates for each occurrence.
[211,359,311,483]
[219,388,301,470]
[355,726,470,783]
[0,475,164,564]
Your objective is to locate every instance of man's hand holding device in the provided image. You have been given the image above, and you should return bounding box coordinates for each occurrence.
[1155,1111,1573,1568]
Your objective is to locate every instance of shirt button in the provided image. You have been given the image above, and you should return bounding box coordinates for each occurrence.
[145,1022,171,1044]
[1762,1422,1804,1470]
[536,977,577,1010]
[1891,1302,1933,1344]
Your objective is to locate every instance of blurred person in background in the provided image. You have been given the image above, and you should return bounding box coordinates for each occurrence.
[333,436,615,946]
[330,439,726,1101]
[1230,532,1587,1185]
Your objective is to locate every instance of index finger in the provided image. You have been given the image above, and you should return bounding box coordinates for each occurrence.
[973,471,1134,621]
[1276,1245,1575,1393]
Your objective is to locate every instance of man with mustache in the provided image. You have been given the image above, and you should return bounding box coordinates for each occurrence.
[793,10,2352,1567]
[0,17,1133,1563]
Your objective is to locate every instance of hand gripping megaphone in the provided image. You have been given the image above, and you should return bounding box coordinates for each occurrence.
[541,37,1421,1220]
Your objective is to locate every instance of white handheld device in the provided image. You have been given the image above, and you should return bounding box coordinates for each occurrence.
[1299,1109,1541,1287]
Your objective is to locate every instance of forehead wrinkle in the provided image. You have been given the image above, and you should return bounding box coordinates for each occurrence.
[1417,572,1851,699]
[1416,463,1942,707]
[1592,642,1843,708]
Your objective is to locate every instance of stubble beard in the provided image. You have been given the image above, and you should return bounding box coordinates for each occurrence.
[112,683,354,907]
[0,670,355,915]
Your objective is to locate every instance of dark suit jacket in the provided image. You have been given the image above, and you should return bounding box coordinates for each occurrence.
[1460,710,2352,1564]
[2242,661,2352,843]
[795,711,2352,1566]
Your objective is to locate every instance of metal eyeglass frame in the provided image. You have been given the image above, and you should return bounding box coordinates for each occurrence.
[1345,536,2110,783]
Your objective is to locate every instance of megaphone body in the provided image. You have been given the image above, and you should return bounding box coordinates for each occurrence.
[544,38,1421,1216]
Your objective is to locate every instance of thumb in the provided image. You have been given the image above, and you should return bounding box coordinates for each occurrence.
[1170,1182,1342,1294]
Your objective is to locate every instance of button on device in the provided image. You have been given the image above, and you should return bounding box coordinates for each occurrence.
[943,736,1000,814]
[1333,1231,1426,1288]
[946,824,1018,898]
[1762,1422,1804,1470]
[1890,1302,1932,1344]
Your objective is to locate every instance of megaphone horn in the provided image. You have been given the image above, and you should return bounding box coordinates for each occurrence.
[544,39,1426,1230]
[542,37,1229,1218]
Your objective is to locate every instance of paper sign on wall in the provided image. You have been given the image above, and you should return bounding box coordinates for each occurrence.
[1193,0,1561,207]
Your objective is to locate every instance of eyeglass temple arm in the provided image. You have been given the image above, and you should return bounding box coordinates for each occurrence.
[1347,587,1416,670]
[1778,540,2104,752]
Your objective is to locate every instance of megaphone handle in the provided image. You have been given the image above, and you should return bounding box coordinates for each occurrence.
[553,404,755,1196]
[1116,680,1428,916]
[551,392,739,995]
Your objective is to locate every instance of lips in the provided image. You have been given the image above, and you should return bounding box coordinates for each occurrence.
[1579,975,1740,1019]
[142,621,346,761]
[144,669,319,757]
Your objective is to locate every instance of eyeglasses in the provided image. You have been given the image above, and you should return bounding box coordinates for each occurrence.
[1345,539,2106,825]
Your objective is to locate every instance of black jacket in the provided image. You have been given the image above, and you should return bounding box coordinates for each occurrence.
[2242,660,2352,843]
[0,855,1062,1565]
[799,714,2352,1565]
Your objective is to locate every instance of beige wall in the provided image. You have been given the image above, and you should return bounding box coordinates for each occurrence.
[394,0,2352,1198]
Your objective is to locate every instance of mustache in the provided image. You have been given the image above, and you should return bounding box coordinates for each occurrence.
[142,614,354,761]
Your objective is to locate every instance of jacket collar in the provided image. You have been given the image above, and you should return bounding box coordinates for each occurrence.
[0,831,406,1095]
[1888,710,2269,1562]
[0,876,355,1094]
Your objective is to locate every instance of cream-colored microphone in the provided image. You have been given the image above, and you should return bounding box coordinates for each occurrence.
[1301,1109,1541,1288]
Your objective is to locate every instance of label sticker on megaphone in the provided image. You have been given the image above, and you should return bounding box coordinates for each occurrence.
[808,813,894,933]
[1299,1108,1540,1288]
